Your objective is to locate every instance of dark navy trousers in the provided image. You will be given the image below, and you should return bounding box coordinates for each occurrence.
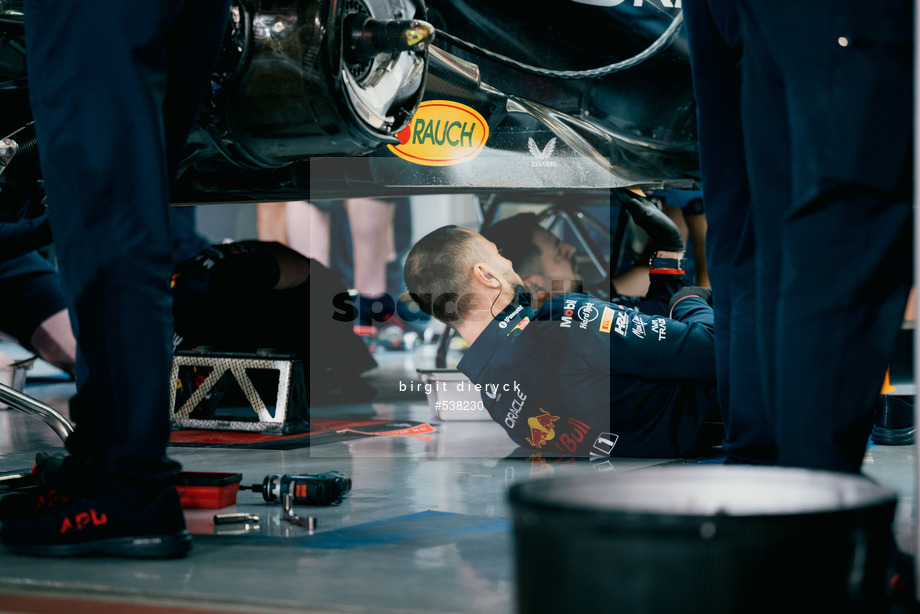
[685,0,913,472]
[683,0,772,465]
[25,0,228,483]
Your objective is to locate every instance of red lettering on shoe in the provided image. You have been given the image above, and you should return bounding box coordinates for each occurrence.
[36,490,51,511]
[36,489,70,513]
[59,508,109,534]
[75,512,90,530]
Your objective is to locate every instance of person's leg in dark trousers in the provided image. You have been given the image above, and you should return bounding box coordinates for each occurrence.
[21,1,226,501]
[684,0,774,464]
[737,1,913,473]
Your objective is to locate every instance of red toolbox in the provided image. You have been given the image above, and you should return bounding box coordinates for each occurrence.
[170,471,242,509]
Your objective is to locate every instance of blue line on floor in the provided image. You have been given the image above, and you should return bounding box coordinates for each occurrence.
[295,510,511,550]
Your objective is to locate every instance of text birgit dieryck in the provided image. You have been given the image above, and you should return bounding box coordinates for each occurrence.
[399,380,522,396]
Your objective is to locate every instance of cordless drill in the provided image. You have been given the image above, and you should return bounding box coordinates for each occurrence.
[242,472,352,505]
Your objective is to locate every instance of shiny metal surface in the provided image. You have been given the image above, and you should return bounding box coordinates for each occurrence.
[0,122,36,180]
[207,0,429,167]
[0,381,72,442]
[0,1,23,21]
[0,137,16,174]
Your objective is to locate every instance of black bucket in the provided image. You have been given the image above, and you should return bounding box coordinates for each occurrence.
[508,466,897,614]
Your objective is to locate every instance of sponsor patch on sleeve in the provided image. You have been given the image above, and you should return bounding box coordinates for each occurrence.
[613,311,629,337]
[592,432,619,455]
[598,306,615,333]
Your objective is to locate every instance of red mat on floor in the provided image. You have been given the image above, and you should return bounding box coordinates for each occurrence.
[168,418,436,449]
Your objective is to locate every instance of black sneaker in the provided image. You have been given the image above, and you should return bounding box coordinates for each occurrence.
[1,485,192,558]
[0,452,98,525]
[0,485,67,525]
[871,395,915,446]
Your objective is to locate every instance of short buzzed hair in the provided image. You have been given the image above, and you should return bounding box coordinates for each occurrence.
[481,214,542,278]
[404,226,485,323]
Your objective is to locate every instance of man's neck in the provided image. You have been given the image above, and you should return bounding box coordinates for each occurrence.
[454,292,515,346]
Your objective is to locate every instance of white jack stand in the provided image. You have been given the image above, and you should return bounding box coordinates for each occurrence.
[169,349,309,435]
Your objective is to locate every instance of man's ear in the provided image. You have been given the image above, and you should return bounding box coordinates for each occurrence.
[473,263,498,287]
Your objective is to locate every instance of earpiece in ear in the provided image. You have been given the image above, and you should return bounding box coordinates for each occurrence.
[486,272,494,279]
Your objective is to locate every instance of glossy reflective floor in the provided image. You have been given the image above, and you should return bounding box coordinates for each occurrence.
[0,341,915,613]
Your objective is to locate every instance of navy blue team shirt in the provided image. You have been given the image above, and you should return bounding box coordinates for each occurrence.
[457,287,719,458]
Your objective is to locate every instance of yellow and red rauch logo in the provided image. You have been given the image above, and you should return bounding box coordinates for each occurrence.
[388,100,489,166]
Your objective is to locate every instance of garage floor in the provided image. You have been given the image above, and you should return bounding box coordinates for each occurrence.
[0,341,915,613]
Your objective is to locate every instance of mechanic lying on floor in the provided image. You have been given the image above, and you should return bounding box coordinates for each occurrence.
[482,212,678,317]
[404,214,721,458]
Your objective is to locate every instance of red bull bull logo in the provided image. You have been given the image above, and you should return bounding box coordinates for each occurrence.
[525,408,560,449]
